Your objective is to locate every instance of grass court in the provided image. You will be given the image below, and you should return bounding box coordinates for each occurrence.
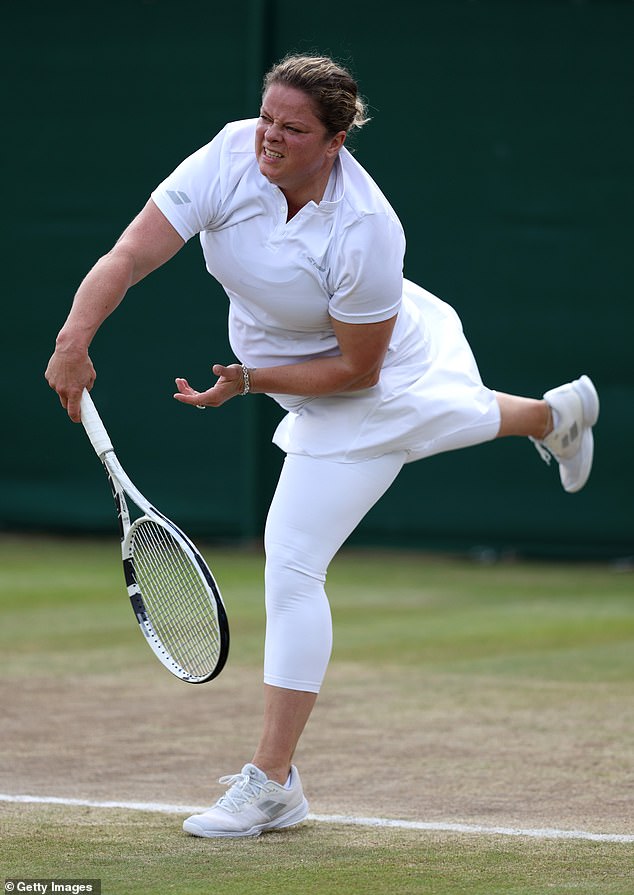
[1,536,632,894]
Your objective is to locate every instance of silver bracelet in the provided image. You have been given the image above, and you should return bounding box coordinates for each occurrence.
[241,364,252,396]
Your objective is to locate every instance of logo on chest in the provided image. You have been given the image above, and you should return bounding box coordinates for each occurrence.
[306,256,328,274]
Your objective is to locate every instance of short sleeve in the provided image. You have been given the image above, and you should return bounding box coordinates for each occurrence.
[150,129,228,242]
[328,212,405,324]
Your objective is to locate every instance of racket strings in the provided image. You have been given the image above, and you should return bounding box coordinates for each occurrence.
[130,521,221,679]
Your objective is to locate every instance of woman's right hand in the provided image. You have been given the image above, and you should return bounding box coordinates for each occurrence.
[44,198,186,424]
[45,341,96,423]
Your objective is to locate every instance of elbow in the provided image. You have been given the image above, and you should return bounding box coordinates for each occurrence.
[349,365,382,391]
[98,245,138,288]
[364,368,382,388]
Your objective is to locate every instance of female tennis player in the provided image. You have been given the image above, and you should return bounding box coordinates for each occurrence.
[45,54,599,838]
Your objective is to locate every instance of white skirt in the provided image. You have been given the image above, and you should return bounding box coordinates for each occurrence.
[272,281,501,464]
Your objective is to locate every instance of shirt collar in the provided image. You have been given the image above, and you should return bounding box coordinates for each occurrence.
[262,154,344,215]
[319,155,343,208]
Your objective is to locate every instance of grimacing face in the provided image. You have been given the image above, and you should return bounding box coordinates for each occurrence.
[255,83,346,203]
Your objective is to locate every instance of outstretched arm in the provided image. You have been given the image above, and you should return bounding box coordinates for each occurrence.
[45,199,185,421]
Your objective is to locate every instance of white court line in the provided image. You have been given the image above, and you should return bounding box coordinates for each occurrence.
[1,793,633,844]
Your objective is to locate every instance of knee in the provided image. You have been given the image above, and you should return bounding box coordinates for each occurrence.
[264,544,327,617]
[264,526,328,580]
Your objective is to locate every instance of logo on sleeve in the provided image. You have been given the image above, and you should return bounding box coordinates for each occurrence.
[167,190,191,205]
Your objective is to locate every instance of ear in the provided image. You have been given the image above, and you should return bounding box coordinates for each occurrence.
[326,130,347,158]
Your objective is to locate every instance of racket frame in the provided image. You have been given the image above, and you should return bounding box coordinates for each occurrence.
[80,390,229,683]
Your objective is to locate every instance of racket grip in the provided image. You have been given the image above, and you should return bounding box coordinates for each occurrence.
[80,389,114,457]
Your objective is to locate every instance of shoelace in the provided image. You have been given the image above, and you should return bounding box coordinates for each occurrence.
[216,772,268,812]
[529,436,552,466]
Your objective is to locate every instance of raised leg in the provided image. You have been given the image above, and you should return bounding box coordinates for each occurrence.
[495,393,552,439]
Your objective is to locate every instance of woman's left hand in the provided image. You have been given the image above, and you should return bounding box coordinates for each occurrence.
[174,364,245,408]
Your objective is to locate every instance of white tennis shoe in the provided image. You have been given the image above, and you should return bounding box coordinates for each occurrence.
[183,763,309,838]
[530,374,599,493]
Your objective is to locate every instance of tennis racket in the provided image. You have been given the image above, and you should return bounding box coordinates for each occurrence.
[80,388,229,683]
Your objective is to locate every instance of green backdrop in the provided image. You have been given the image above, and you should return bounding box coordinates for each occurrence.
[3,0,633,558]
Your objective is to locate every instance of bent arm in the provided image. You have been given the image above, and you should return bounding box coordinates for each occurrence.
[46,199,185,421]
[252,314,397,395]
[174,313,397,408]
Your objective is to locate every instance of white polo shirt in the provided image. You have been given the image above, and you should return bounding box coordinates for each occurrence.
[152,119,406,409]
[152,119,500,462]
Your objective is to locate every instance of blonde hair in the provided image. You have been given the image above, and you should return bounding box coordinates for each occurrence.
[262,54,370,137]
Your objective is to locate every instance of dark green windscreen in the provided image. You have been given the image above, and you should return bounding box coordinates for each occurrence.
[4,1,632,558]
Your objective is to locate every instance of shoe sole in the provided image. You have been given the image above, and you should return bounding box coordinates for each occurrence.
[182,797,310,839]
[574,375,599,428]
[562,375,599,493]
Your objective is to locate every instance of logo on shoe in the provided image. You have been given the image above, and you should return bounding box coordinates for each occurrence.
[259,799,289,819]
[562,422,579,450]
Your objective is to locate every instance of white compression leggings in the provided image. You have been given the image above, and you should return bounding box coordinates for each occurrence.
[263,451,407,694]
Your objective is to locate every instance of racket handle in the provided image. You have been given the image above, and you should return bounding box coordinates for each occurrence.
[80,388,114,457]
